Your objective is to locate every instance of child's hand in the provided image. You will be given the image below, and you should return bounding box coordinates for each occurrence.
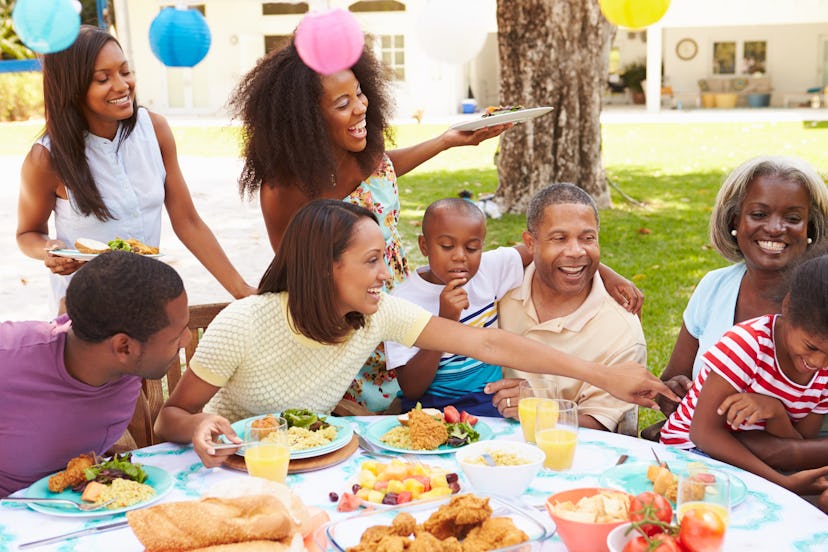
[783,465,828,495]
[438,277,469,321]
[717,393,785,430]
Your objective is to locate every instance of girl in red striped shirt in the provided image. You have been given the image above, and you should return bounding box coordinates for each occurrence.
[661,254,828,496]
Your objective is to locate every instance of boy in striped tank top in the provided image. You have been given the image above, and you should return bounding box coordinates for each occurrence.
[661,254,828,495]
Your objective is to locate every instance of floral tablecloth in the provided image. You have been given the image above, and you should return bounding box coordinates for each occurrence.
[1,416,826,551]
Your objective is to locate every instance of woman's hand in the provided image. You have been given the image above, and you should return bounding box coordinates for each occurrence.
[442,123,512,147]
[606,362,681,410]
[608,279,644,315]
[484,378,525,419]
[44,240,85,275]
[717,393,785,430]
[191,414,241,468]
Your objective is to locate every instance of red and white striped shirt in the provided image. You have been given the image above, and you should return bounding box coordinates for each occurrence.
[661,315,828,448]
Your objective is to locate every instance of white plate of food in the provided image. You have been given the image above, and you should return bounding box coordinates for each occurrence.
[48,249,163,261]
[450,106,553,132]
[363,416,493,455]
[229,412,354,460]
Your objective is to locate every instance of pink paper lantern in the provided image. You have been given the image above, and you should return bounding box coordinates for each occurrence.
[295,8,364,75]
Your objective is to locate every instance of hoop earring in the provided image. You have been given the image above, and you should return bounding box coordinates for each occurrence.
[730,229,737,237]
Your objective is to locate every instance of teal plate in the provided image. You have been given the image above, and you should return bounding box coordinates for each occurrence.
[24,465,172,517]
[599,462,747,507]
[363,418,494,454]
[230,414,353,460]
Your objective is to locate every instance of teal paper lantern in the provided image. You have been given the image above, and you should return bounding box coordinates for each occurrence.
[12,0,81,54]
[148,7,211,67]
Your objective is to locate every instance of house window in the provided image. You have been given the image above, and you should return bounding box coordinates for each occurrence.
[743,41,766,75]
[349,1,405,12]
[265,35,291,54]
[162,3,204,15]
[376,34,405,81]
[713,41,736,74]
[262,2,308,15]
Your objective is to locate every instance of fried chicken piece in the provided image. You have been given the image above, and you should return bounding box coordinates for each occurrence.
[409,530,463,552]
[48,453,95,493]
[423,495,492,540]
[460,517,529,552]
[391,512,417,536]
[347,513,417,552]
[408,408,448,451]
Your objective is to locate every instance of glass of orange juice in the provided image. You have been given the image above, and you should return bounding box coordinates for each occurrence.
[517,380,556,443]
[677,467,730,550]
[534,399,578,470]
[245,415,290,483]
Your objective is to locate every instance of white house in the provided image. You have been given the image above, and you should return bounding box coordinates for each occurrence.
[112,0,828,118]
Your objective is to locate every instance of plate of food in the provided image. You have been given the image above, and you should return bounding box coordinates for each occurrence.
[23,452,172,517]
[229,410,354,460]
[598,461,747,507]
[322,493,549,551]
[334,458,462,511]
[48,238,162,261]
[362,407,493,454]
[450,105,553,132]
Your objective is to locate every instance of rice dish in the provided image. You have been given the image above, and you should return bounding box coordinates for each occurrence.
[379,426,414,449]
[465,451,530,466]
[96,478,155,509]
[286,425,337,450]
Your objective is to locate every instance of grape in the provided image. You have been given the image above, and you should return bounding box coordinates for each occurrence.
[448,481,461,494]
[328,492,339,502]
[445,473,459,484]
[352,483,361,494]
[382,493,399,505]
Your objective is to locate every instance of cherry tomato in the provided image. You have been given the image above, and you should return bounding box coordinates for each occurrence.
[623,534,683,552]
[630,491,673,536]
[443,405,461,424]
[679,507,726,552]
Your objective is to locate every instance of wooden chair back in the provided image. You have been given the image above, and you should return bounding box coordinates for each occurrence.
[124,302,229,449]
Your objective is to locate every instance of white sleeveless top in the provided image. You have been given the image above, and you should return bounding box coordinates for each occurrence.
[43,107,166,309]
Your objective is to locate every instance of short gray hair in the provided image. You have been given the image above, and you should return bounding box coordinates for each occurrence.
[710,156,828,262]
[526,183,599,234]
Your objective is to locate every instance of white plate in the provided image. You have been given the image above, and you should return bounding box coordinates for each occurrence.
[48,249,163,261]
[450,106,553,131]
[230,415,353,460]
[363,418,493,455]
[24,465,172,518]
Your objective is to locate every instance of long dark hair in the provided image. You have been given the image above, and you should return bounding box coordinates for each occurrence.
[258,199,379,343]
[41,25,139,220]
[230,37,393,199]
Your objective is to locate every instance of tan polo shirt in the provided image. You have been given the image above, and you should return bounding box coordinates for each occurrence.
[500,264,647,431]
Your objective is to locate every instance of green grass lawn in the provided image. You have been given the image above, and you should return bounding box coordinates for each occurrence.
[5,118,827,428]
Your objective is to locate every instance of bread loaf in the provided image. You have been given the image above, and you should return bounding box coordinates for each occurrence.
[74,238,109,254]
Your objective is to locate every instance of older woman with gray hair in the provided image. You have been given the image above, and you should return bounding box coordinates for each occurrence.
[645,155,828,451]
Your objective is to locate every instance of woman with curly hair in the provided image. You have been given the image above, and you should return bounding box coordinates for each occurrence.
[16,25,255,313]
[229,38,508,413]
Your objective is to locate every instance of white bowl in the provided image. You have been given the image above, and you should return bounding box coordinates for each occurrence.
[606,522,637,552]
[455,440,544,498]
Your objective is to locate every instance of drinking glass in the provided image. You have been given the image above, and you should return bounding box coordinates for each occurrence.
[244,415,290,483]
[676,467,730,551]
[517,380,556,443]
[534,399,578,470]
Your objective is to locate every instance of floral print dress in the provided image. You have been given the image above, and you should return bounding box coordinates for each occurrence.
[342,154,409,412]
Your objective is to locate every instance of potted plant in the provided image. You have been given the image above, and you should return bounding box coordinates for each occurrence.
[622,61,647,104]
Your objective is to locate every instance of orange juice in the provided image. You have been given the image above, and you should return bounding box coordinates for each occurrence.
[535,427,577,470]
[677,501,730,526]
[519,398,557,442]
[245,443,290,482]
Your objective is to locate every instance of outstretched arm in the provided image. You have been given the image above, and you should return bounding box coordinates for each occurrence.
[154,369,240,468]
[151,112,255,299]
[414,315,678,409]
[387,124,511,177]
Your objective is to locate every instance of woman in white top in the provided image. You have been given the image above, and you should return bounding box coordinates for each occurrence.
[16,25,254,313]
[154,199,677,468]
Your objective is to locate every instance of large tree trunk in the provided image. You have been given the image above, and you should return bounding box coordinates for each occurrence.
[495,0,614,211]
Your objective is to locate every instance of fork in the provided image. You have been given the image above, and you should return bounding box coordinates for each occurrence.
[651,447,671,471]
[355,432,424,466]
[2,497,116,511]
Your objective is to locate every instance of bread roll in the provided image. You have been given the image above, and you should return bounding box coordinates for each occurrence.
[127,495,297,552]
[74,238,109,254]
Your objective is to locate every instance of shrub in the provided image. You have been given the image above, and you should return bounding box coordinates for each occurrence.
[0,71,44,121]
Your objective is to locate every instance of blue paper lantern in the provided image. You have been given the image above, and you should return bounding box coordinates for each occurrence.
[148,7,211,67]
[12,0,81,54]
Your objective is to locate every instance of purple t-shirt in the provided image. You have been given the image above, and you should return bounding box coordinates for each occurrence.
[0,315,141,497]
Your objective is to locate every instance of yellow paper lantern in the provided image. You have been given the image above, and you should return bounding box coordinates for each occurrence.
[599,0,671,30]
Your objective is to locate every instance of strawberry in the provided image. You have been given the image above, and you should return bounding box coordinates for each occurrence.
[443,405,461,424]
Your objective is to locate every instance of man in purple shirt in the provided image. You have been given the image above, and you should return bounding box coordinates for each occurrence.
[0,251,190,497]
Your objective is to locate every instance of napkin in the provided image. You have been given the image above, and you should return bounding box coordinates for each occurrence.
[127,495,302,551]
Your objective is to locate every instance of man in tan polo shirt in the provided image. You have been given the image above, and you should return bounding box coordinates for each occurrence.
[493,183,646,431]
